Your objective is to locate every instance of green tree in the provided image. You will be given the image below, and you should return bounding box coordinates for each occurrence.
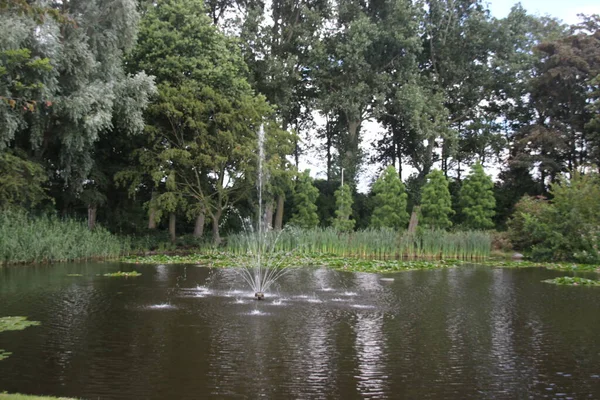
[420,169,453,229]
[460,161,496,229]
[370,165,408,229]
[332,183,355,232]
[290,170,319,229]
[0,151,48,209]
[128,0,272,244]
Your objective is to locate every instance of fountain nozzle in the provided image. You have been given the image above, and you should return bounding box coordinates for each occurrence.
[255,292,264,300]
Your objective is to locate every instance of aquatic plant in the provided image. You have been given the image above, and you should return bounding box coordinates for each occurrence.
[225,228,491,260]
[0,317,41,361]
[0,316,41,333]
[0,210,127,265]
[103,271,141,277]
[542,276,600,286]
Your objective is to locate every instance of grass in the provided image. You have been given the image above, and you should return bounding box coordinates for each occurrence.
[543,276,600,286]
[0,394,76,400]
[103,271,141,277]
[0,210,127,265]
[225,227,491,260]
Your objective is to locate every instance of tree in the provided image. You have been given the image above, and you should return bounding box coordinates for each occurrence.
[370,165,408,229]
[0,151,48,209]
[332,183,355,232]
[313,0,420,185]
[289,170,319,229]
[459,161,495,229]
[420,169,453,230]
[128,0,272,244]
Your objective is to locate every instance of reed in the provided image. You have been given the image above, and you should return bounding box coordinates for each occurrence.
[0,210,127,265]
[224,227,491,260]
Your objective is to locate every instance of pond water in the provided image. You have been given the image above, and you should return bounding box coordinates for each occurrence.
[0,262,599,399]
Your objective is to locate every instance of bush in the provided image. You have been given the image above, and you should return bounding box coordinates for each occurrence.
[507,172,600,262]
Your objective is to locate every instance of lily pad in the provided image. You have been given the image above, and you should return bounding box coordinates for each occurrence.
[0,317,41,333]
[103,271,141,277]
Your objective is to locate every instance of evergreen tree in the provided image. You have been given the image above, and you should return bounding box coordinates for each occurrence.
[370,166,408,229]
[290,170,319,229]
[460,161,496,229]
[333,183,355,232]
[420,169,454,230]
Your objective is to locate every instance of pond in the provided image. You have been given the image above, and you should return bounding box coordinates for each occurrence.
[0,262,599,399]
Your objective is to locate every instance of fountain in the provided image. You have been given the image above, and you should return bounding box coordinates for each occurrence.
[234,125,291,300]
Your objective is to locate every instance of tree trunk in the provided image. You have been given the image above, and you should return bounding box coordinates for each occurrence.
[169,212,176,243]
[408,206,420,234]
[87,204,97,231]
[194,212,205,238]
[264,201,274,231]
[148,192,157,229]
[212,208,222,245]
[274,194,285,231]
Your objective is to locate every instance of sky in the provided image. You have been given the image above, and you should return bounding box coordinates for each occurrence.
[298,0,600,192]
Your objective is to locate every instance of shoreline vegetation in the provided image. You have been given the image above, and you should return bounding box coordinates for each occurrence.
[121,253,600,273]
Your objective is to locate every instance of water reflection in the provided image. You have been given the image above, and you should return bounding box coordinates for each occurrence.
[0,263,599,399]
[354,313,388,398]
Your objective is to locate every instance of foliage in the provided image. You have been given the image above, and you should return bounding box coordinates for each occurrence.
[370,166,408,229]
[419,169,454,229]
[225,227,490,260]
[289,171,320,229]
[332,183,355,232]
[331,184,356,232]
[127,0,274,243]
[122,252,458,272]
[0,152,49,208]
[103,271,141,277]
[542,276,600,286]
[508,171,600,262]
[459,161,496,229]
[0,210,126,265]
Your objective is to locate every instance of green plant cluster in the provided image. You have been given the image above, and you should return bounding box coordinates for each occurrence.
[508,172,600,263]
[0,316,40,361]
[0,210,126,265]
[370,166,409,229]
[542,276,600,286]
[123,251,459,272]
[103,271,141,277]
[226,227,491,260]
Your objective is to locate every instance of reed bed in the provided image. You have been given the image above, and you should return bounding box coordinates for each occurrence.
[0,210,127,265]
[225,227,491,260]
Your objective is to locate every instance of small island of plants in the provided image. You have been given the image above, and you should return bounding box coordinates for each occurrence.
[103,271,142,277]
[543,276,600,286]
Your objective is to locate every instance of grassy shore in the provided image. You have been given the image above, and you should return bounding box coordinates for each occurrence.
[0,211,127,265]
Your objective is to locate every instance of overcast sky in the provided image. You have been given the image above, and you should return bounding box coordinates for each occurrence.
[297,0,600,192]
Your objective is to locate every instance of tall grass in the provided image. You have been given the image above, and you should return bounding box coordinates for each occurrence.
[225,227,491,260]
[0,210,127,265]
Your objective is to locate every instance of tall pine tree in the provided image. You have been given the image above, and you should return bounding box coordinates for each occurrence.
[420,169,454,230]
[370,166,408,229]
[460,161,496,229]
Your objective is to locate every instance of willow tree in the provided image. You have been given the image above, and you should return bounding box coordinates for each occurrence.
[129,0,272,244]
[0,0,155,227]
